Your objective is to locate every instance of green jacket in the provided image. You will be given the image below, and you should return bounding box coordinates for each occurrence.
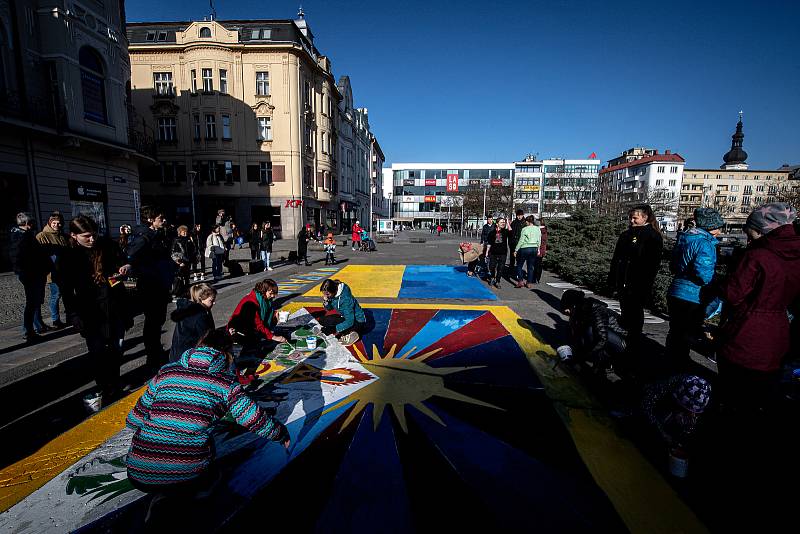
[514,225,541,252]
[323,282,366,333]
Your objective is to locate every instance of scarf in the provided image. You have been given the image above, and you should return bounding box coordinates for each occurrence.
[255,291,274,329]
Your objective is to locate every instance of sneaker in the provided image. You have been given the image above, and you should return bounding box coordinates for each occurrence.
[340,332,360,346]
[493,281,501,289]
[37,325,54,333]
[267,267,273,271]
[52,320,67,329]
[24,332,43,343]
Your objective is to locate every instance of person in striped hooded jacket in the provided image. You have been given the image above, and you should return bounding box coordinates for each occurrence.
[126,328,289,497]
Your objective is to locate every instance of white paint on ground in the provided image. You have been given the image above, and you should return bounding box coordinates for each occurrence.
[546,282,665,324]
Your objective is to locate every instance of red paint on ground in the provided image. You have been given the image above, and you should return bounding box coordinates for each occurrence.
[383,309,440,354]
[411,311,509,362]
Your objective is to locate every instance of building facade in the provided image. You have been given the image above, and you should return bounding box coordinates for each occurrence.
[0,0,152,270]
[679,116,792,230]
[127,14,344,238]
[539,158,601,218]
[597,148,685,229]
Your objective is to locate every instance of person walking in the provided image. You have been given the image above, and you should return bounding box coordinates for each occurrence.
[534,221,548,284]
[191,223,204,281]
[36,211,69,329]
[205,225,226,281]
[513,215,542,288]
[351,221,363,251]
[171,225,196,296]
[509,209,526,271]
[485,217,511,288]
[58,215,132,408]
[127,205,175,374]
[260,221,275,271]
[247,222,261,262]
[169,283,217,363]
[10,212,50,341]
[665,207,723,368]
[716,203,800,414]
[297,224,313,266]
[608,205,664,349]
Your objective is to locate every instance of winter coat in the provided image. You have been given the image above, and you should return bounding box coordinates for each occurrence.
[169,299,215,362]
[126,346,285,487]
[486,227,511,256]
[36,225,70,283]
[126,224,175,291]
[171,235,197,264]
[297,228,311,254]
[668,228,717,304]
[718,224,800,372]
[261,228,274,253]
[247,229,262,253]
[9,226,49,279]
[480,223,496,245]
[569,297,627,358]
[228,290,277,343]
[57,237,131,340]
[539,226,548,257]
[510,218,525,247]
[323,282,366,333]
[206,232,225,257]
[608,225,664,297]
[351,224,363,242]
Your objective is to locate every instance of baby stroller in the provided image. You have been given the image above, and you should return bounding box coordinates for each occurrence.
[358,230,375,252]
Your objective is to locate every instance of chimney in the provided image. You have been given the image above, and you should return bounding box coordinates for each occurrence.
[665,150,671,155]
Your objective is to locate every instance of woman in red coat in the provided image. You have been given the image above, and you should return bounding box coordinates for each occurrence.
[351,221,363,251]
[717,203,800,412]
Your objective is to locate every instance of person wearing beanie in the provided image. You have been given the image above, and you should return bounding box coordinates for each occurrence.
[716,202,800,413]
[641,374,711,450]
[665,207,724,367]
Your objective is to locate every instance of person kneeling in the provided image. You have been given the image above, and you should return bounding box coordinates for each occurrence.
[319,279,365,346]
[228,279,287,364]
[126,329,289,528]
[559,289,627,375]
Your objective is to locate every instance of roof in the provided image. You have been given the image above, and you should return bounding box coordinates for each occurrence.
[599,153,685,175]
[126,20,307,47]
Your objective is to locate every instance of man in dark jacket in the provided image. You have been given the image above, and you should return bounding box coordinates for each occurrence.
[127,205,175,372]
[479,215,495,274]
[10,212,49,341]
[560,289,627,374]
[509,209,526,270]
[608,205,664,349]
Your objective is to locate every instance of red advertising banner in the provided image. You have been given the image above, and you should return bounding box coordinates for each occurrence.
[424,195,437,203]
[490,178,503,186]
[424,178,436,186]
[446,173,459,192]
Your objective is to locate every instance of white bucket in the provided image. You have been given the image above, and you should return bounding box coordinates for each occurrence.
[278,311,289,323]
[83,392,103,413]
[556,345,573,361]
[668,450,689,478]
[306,336,317,350]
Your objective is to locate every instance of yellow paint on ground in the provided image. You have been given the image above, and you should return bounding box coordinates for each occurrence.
[0,387,145,512]
[302,265,406,298]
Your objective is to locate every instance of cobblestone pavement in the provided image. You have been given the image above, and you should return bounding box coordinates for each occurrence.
[0,274,64,329]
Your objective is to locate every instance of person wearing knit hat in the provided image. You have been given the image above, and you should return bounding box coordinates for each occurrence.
[641,374,711,449]
[665,207,724,368]
[717,201,800,413]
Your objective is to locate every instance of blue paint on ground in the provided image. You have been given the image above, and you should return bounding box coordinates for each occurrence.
[360,308,392,358]
[398,265,497,300]
[395,309,484,358]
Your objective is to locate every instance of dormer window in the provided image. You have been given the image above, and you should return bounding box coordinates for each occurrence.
[200,27,211,38]
[157,31,167,41]
[250,28,271,40]
[145,31,156,41]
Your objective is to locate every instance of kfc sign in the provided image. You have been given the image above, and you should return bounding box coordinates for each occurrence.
[446,173,459,192]
[285,199,304,208]
[424,178,436,186]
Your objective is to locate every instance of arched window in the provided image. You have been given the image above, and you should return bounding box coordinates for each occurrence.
[79,46,107,123]
[199,27,211,38]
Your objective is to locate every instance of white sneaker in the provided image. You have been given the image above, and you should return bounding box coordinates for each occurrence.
[340,332,360,346]
[267,267,274,271]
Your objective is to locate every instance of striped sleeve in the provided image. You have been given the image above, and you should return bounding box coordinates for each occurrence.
[126,376,158,430]
[226,384,283,440]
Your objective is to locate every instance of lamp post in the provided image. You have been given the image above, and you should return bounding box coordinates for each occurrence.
[387,192,393,229]
[187,170,198,228]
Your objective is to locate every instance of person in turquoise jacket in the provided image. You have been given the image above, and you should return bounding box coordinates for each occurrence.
[665,207,723,366]
[319,279,366,346]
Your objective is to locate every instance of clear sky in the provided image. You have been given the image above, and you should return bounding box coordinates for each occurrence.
[126,0,799,169]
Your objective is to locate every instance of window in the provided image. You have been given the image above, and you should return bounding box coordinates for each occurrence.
[730,185,739,191]
[157,117,177,141]
[303,166,313,189]
[145,31,155,42]
[256,71,269,95]
[656,166,665,173]
[190,69,197,93]
[655,179,663,186]
[161,162,177,184]
[224,161,233,184]
[305,122,313,148]
[743,185,752,195]
[740,207,750,214]
[219,69,228,94]
[328,97,334,117]
[221,114,231,139]
[205,114,216,138]
[193,114,201,140]
[766,175,772,181]
[304,80,312,109]
[257,117,272,141]
[668,179,676,186]
[742,196,751,206]
[202,68,213,92]
[157,31,167,42]
[259,162,272,185]
[208,160,218,184]
[153,72,173,95]
[251,28,271,40]
[728,175,734,180]
[199,27,211,38]
[79,47,107,123]
[756,185,765,192]
[728,195,737,202]
[670,166,678,173]
[321,132,326,153]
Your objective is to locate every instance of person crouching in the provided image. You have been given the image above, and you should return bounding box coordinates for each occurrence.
[319,279,365,346]
[169,283,217,363]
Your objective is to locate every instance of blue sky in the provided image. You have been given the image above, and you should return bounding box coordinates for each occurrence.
[127,0,799,169]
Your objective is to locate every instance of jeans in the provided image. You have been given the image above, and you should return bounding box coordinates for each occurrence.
[19,275,46,335]
[260,250,271,269]
[48,281,61,323]
[212,254,224,278]
[515,247,538,284]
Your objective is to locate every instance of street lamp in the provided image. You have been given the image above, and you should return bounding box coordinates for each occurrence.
[387,192,393,228]
[187,170,198,228]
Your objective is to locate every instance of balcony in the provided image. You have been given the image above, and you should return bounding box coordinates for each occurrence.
[152,87,176,100]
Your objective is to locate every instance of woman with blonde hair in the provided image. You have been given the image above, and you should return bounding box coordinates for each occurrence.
[169,282,217,362]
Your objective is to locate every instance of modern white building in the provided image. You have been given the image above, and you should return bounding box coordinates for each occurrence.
[539,157,601,218]
[598,148,685,228]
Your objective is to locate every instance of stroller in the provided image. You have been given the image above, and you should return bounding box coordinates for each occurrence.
[358,230,376,252]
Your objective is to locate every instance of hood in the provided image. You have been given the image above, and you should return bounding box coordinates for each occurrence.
[336,282,345,297]
[682,227,716,244]
[179,345,228,374]
[171,299,207,322]
[756,224,800,260]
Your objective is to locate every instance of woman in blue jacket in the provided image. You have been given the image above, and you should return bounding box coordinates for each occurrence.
[319,279,366,346]
[666,208,723,366]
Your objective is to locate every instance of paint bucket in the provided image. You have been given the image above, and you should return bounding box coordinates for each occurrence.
[668,448,689,478]
[83,392,103,414]
[556,345,573,361]
[278,311,289,323]
[307,336,317,350]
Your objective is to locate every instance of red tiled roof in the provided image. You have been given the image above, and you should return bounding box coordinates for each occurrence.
[600,153,686,175]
